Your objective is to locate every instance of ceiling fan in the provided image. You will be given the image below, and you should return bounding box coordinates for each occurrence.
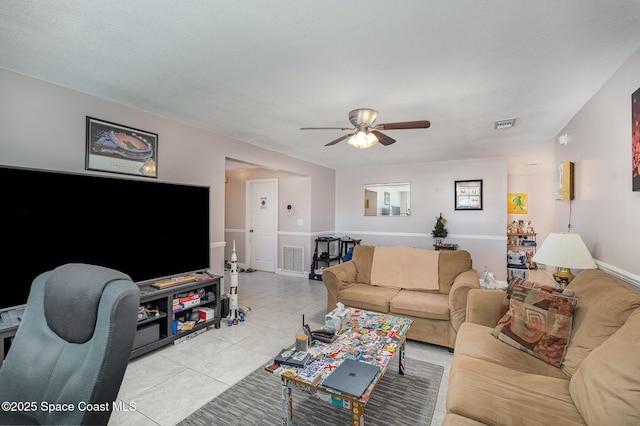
[300,108,430,148]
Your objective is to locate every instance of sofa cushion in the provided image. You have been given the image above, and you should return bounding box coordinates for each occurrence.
[389,290,449,320]
[454,322,570,380]
[338,283,399,313]
[562,269,640,376]
[352,245,375,284]
[447,355,585,425]
[492,284,577,367]
[370,246,439,291]
[438,250,473,294]
[569,308,640,424]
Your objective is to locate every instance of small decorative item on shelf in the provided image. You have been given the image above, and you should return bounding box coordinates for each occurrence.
[508,219,535,234]
[431,213,448,245]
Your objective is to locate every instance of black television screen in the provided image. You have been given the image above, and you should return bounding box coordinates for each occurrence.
[0,165,210,310]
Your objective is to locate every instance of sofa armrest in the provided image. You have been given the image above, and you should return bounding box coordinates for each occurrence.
[322,261,357,312]
[448,269,481,333]
[465,289,505,327]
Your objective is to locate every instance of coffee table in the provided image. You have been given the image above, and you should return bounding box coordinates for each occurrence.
[266,308,413,425]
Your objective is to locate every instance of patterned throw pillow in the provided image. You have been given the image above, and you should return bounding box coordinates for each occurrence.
[492,281,578,367]
[497,276,568,322]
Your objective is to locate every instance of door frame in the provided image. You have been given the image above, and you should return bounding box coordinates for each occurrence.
[245,178,278,272]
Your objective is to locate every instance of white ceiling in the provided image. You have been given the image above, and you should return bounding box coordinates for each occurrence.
[3,1,640,174]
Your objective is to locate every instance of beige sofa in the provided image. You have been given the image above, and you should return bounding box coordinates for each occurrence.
[322,245,479,349]
[444,269,640,425]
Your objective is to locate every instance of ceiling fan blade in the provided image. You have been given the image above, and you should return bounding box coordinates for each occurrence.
[371,131,396,146]
[301,127,354,131]
[325,133,353,146]
[375,120,431,130]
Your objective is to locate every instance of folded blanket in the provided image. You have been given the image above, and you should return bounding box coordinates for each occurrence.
[370,246,440,291]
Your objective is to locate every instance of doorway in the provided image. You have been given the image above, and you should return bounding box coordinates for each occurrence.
[246,178,277,272]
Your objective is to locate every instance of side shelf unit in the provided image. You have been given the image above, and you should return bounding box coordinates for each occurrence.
[506,232,537,280]
[131,273,222,359]
[309,236,340,280]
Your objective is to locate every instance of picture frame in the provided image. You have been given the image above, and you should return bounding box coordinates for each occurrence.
[508,193,528,214]
[455,179,483,210]
[86,116,158,178]
[632,87,640,191]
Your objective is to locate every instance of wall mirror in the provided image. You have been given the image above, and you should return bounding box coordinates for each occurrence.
[364,183,410,216]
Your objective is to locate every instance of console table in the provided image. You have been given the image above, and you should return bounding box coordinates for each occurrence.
[434,243,458,251]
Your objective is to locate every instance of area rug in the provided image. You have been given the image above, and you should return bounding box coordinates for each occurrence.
[178,358,443,426]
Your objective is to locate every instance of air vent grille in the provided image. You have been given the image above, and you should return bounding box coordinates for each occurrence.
[282,246,304,273]
[495,118,516,129]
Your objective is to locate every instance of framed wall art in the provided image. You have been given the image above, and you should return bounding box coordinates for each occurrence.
[632,87,640,191]
[455,179,483,210]
[508,193,528,214]
[86,116,158,178]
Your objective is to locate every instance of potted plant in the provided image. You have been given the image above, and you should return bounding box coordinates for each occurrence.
[431,213,448,245]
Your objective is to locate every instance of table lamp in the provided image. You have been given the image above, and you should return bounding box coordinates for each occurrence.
[532,232,597,288]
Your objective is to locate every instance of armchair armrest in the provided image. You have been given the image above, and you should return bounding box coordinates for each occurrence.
[322,261,357,312]
[465,289,505,327]
[448,269,481,333]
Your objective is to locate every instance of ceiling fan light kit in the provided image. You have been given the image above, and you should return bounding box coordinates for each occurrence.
[301,108,431,149]
[347,130,378,149]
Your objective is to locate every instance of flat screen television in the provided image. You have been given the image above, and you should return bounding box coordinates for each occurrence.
[0,165,210,311]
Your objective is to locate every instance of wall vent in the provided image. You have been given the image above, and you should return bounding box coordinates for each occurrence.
[282,246,304,273]
[494,118,516,129]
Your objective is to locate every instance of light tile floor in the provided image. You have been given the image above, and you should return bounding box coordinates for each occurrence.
[109,271,453,425]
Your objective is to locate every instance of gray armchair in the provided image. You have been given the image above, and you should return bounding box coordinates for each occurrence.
[0,263,140,425]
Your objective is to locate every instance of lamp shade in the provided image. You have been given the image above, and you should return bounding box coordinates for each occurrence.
[532,232,597,270]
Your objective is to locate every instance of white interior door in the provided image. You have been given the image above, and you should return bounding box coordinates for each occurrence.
[246,179,277,272]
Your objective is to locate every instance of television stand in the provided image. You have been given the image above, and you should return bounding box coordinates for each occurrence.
[0,306,25,367]
[1,272,223,363]
[131,272,222,359]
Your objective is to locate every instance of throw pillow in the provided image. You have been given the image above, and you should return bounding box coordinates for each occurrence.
[497,276,566,321]
[492,283,578,367]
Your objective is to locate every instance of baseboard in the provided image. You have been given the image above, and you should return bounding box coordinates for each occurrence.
[275,268,308,279]
[596,260,640,289]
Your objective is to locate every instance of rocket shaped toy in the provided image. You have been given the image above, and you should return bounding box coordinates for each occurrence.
[228,240,239,324]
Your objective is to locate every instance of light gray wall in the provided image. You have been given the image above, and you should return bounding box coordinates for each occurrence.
[334,157,509,280]
[507,171,556,275]
[507,172,555,242]
[279,175,313,272]
[0,68,335,277]
[224,168,313,271]
[555,47,640,277]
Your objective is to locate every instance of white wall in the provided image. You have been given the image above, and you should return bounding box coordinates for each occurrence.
[335,157,508,279]
[555,47,640,277]
[0,69,335,277]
